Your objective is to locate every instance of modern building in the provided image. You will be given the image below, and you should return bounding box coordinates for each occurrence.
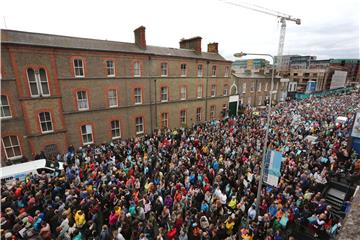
[232,58,270,72]
[231,72,281,108]
[289,68,327,92]
[274,54,299,75]
[0,27,232,165]
[328,59,360,85]
[289,55,317,69]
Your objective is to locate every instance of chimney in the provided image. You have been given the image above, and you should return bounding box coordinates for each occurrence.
[134,26,146,49]
[208,42,218,53]
[179,37,202,53]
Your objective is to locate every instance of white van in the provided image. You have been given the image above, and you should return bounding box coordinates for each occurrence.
[0,159,64,184]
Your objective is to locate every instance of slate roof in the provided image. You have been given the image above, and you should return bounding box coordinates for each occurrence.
[1,29,230,62]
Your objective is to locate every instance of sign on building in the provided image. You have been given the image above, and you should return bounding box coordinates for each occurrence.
[330,70,347,89]
[264,150,282,187]
[351,112,360,139]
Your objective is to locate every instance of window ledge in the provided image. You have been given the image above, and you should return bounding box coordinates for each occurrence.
[7,156,23,161]
[1,116,12,120]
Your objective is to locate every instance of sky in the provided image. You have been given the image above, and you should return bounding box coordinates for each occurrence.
[1,0,359,62]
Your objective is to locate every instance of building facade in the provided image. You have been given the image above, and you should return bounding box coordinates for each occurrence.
[289,68,327,92]
[231,73,281,108]
[232,58,270,72]
[0,27,232,165]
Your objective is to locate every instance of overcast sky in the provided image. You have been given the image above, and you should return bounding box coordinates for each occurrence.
[1,0,359,62]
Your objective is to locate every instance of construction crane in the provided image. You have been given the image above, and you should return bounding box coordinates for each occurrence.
[221,0,301,71]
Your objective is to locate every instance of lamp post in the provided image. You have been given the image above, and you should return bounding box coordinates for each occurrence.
[234,52,275,216]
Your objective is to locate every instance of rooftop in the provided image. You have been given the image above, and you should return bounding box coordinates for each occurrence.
[1,29,230,62]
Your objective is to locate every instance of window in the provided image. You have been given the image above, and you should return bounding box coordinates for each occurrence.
[108,89,118,107]
[74,59,84,77]
[106,60,115,77]
[258,82,262,92]
[134,62,141,77]
[180,110,186,125]
[265,82,268,91]
[258,96,263,106]
[135,117,144,134]
[160,87,168,102]
[210,105,216,120]
[39,112,53,133]
[248,97,252,106]
[223,84,229,96]
[2,136,22,160]
[212,66,216,77]
[225,66,229,77]
[242,83,246,93]
[197,64,203,77]
[196,108,201,122]
[76,91,89,110]
[211,84,216,97]
[197,85,203,98]
[161,63,168,76]
[251,82,255,92]
[181,64,187,77]
[81,124,93,145]
[27,68,50,97]
[180,86,187,100]
[111,120,121,139]
[134,88,142,104]
[161,112,169,128]
[1,95,11,118]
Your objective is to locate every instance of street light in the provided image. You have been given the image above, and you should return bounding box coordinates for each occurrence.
[234,52,275,216]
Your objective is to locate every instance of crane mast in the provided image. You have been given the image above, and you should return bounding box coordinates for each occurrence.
[221,1,301,72]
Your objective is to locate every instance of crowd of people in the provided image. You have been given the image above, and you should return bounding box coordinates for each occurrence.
[1,91,360,240]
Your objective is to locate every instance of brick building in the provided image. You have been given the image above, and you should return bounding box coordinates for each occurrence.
[0,27,232,165]
[231,72,281,108]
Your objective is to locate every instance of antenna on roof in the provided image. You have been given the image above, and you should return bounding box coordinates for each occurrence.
[3,16,7,29]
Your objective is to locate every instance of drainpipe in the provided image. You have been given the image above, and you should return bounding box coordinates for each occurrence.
[148,56,153,134]
[205,61,210,121]
[154,79,158,130]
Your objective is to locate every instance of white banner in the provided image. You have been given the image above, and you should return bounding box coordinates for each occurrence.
[351,112,360,138]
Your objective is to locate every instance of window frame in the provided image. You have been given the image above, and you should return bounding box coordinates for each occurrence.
[161,112,169,128]
[197,64,203,77]
[180,64,187,77]
[180,110,186,125]
[210,105,216,120]
[211,65,217,77]
[134,62,141,77]
[223,84,229,96]
[76,91,89,111]
[160,87,168,102]
[161,63,168,77]
[108,89,118,108]
[196,108,202,122]
[38,112,54,134]
[197,85,203,98]
[134,88,142,105]
[81,124,94,145]
[106,60,115,77]
[224,66,229,77]
[26,68,50,97]
[111,120,121,139]
[211,84,216,97]
[2,136,22,160]
[135,117,144,135]
[180,86,187,100]
[73,59,85,78]
[0,95,12,119]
